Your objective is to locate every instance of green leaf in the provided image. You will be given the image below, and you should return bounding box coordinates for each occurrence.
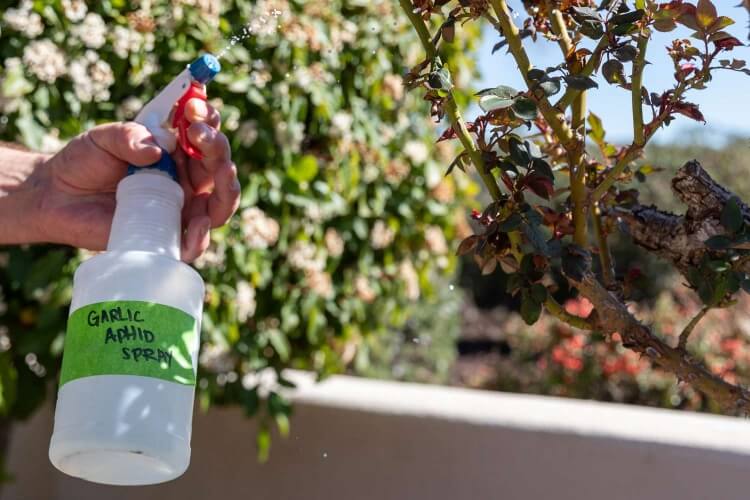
[530,283,548,303]
[428,67,453,91]
[0,353,17,417]
[539,78,562,97]
[498,213,523,232]
[1,64,33,98]
[508,137,531,166]
[602,59,626,84]
[587,112,605,143]
[721,196,743,234]
[527,68,546,81]
[520,288,543,325]
[268,329,291,362]
[696,0,717,31]
[614,45,638,62]
[507,273,524,294]
[511,98,538,121]
[479,95,515,112]
[611,22,638,35]
[256,424,271,462]
[288,155,319,184]
[579,20,605,39]
[610,9,645,26]
[532,158,554,180]
[475,85,518,99]
[522,221,549,255]
[564,75,599,90]
[705,235,733,250]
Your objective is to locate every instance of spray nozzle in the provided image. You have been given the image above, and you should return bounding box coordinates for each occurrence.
[188,54,221,84]
[172,54,222,160]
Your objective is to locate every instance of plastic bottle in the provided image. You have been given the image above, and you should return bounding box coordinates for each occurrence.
[48,55,221,485]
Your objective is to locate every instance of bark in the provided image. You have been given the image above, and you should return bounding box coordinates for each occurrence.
[616,160,749,275]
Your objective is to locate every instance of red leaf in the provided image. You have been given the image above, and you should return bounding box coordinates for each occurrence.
[673,101,706,122]
[456,235,480,256]
[715,36,744,51]
[525,174,554,200]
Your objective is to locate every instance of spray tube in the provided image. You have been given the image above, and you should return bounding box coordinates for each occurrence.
[48,55,221,486]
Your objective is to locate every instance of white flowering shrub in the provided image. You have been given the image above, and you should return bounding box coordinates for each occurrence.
[0,0,479,446]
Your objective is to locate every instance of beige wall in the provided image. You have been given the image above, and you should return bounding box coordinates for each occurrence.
[4,374,750,500]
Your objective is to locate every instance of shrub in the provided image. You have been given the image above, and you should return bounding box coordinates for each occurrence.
[0,0,479,449]
[400,0,750,413]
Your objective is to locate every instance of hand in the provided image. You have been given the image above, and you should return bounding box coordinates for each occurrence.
[33,99,240,262]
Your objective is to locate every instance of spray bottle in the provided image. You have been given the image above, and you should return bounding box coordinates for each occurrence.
[48,54,221,486]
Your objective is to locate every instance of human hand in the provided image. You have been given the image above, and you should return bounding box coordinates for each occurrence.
[32,99,240,262]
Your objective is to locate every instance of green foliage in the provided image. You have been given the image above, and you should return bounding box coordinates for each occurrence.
[0,0,480,439]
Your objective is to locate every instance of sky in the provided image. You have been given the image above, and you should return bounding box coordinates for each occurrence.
[474,1,750,145]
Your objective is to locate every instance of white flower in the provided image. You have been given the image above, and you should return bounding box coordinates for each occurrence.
[355,275,376,303]
[424,226,448,255]
[61,0,87,21]
[305,270,333,298]
[404,140,429,164]
[40,129,65,154]
[199,343,236,373]
[73,13,107,49]
[331,111,353,136]
[111,25,152,58]
[288,241,325,272]
[3,1,44,38]
[399,260,420,301]
[274,120,304,154]
[23,40,66,83]
[235,281,257,322]
[241,207,280,249]
[370,220,395,250]
[116,96,144,120]
[238,120,259,147]
[324,228,344,258]
[69,51,114,102]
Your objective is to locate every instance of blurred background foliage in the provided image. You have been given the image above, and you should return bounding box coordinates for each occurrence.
[0,0,481,444]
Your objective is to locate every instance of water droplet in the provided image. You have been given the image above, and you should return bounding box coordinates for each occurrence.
[322,452,328,458]
[449,284,455,291]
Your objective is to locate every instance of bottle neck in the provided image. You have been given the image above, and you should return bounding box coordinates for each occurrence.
[107,172,183,260]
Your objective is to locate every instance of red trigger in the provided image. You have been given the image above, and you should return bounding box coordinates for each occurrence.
[172,82,207,160]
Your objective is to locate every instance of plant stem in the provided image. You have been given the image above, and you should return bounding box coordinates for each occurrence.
[591,202,615,288]
[570,92,587,246]
[399,0,503,201]
[544,296,593,330]
[545,1,573,55]
[678,307,709,350]
[631,35,649,146]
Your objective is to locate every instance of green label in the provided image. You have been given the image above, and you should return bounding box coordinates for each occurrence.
[60,301,198,387]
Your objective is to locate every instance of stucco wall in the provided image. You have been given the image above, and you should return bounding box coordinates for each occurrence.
[4,373,750,500]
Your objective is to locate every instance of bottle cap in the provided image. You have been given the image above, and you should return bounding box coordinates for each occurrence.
[188,54,221,84]
[127,150,178,181]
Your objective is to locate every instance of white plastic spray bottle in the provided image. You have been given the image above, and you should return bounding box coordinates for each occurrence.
[48,55,221,486]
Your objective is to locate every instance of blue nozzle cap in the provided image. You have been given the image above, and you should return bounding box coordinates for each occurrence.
[189,54,221,84]
[127,150,178,181]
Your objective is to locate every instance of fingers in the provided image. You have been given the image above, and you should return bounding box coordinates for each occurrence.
[184,99,221,129]
[186,122,231,166]
[181,215,211,263]
[207,162,241,228]
[88,122,162,166]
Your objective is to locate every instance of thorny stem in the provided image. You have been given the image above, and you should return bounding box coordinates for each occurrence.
[678,307,710,350]
[631,34,649,146]
[591,203,615,288]
[570,92,588,246]
[545,1,573,55]
[399,0,503,201]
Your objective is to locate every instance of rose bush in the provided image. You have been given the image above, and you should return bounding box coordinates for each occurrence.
[0,0,479,453]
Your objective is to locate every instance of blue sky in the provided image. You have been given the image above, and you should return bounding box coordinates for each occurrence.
[474,1,750,145]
